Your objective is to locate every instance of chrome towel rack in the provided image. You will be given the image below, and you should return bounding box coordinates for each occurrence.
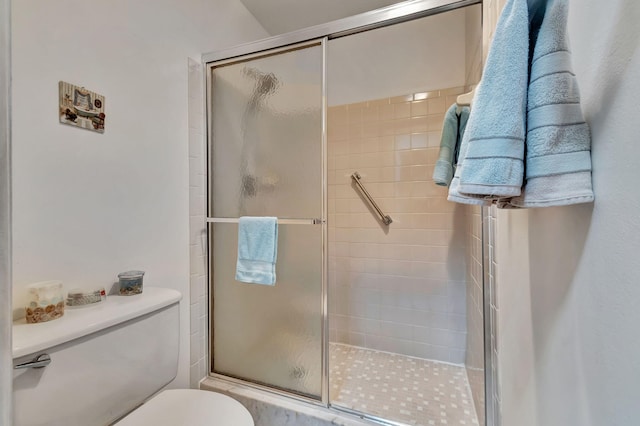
[207,217,323,225]
[351,172,393,226]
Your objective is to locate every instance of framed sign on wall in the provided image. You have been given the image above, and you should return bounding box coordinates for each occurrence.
[59,81,106,133]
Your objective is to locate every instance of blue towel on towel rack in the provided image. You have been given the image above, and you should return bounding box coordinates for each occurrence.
[450,0,593,208]
[505,0,594,207]
[449,0,529,203]
[235,216,278,285]
[433,104,470,187]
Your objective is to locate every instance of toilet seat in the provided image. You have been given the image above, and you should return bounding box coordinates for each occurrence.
[116,389,254,426]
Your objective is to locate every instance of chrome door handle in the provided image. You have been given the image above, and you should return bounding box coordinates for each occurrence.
[14,353,51,369]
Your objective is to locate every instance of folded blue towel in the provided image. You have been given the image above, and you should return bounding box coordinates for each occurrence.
[235,216,278,285]
[453,0,529,200]
[448,95,493,206]
[433,104,470,187]
[506,0,594,207]
[449,0,594,208]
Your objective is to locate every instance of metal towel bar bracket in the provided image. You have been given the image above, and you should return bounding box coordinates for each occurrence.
[351,172,393,226]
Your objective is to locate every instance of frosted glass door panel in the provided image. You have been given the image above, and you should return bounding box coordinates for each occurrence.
[211,44,322,218]
[212,223,322,397]
[209,44,323,399]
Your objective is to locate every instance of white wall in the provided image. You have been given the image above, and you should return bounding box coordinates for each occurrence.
[328,8,467,106]
[0,0,11,423]
[240,0,401,35]
[11,0,268,389]
[496,0,640,425]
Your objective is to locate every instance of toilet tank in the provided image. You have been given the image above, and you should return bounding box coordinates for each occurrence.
[12,287,182,426]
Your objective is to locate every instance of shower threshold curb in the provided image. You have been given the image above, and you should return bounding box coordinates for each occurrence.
[200,377,392,426]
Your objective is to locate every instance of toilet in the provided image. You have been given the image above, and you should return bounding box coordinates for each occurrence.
[12,287,253,426]
[116,389,253,425]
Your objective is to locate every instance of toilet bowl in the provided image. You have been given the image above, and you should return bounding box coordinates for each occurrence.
[116,389,253,426]
[12,287,253,426]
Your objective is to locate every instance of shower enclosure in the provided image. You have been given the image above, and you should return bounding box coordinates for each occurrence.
[205,1,490,425]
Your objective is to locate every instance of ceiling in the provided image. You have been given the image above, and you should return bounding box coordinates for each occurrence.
[239,0,405,36]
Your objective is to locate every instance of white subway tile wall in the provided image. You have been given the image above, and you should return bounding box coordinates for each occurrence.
[188,58,208,388]
[464,5,486,424]
[488,204,501,426]
[328,87,471,365]
[466,204,485,426]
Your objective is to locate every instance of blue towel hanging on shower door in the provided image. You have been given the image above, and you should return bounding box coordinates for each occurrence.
[235,216,278,285]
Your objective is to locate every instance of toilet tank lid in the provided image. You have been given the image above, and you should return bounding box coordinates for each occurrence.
[13,287,182,358]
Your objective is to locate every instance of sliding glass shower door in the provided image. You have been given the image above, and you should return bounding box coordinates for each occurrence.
[208,42,325,399]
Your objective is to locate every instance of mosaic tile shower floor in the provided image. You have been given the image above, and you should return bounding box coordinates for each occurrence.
[329,343,479,426]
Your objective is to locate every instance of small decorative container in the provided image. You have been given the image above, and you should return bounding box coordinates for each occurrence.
[118,270,145,296]
[25,280,65,323]
[66,287,107,307]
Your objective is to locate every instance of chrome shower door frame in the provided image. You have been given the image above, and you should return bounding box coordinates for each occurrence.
[203,0,491,423]
[206,38,328,405]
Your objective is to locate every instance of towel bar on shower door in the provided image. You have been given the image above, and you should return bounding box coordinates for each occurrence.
[351,172,393,226]
[207,218,324,225]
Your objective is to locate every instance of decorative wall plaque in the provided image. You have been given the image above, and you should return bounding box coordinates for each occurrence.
[59,81,105,133]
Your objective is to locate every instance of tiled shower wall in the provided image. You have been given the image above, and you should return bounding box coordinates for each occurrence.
[486,204,500,425]
[327,87,469,365]
[188,58,208,388]
[466,205,485,424]
[463,4,486,425]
